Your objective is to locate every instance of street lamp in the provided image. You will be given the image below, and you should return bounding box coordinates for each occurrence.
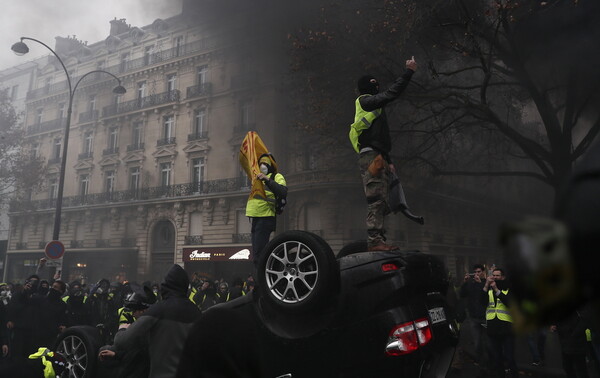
[12,37,126,241]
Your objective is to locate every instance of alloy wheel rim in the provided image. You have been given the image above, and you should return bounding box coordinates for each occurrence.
[265,240,319,303]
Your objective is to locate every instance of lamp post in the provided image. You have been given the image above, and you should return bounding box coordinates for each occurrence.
[12,37,126,241]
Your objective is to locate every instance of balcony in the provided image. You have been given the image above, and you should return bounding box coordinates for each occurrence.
[70,240,84,248]
[10,176,252,212]
[79,109,99,123]
[186,82,212,98]
[26,38,216,101]
[16,242,28,250]
[232,233,252,244]
[157,137,176,147]
[121,238,136,247]
[78,151,93,160]
[103,90,180,118]
[184,235,203,245]
[127,142,145,152]
[187,131,208,141]
[26,118,66,135]
[103,147,119,156]
[96,239,111,248]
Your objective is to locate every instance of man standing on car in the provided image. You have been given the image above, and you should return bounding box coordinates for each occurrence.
[482,268,518,378]
[246,153,287,266]
[350,56,418,251]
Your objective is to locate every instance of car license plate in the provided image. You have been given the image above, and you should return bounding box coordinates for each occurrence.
[428,307,446,324]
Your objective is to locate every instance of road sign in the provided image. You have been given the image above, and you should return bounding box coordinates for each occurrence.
[45,240,65,260]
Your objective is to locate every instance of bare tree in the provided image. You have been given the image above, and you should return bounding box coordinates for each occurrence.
[407,0,600,198]
[0,88,44,204]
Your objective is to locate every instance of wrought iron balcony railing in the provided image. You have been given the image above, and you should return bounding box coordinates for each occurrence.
[26,118,67,135]
[184,235,203,245]
[157,137,176,147]
[127,142,145,152]
[186,82,212,98]
[96,239,111,248]
[121,238,137,247]
[78,151,93,160]
[103,147,119,156]
[103,90,180,118]
[70,240,85,248]
[9,177,252,212]
[79,109,99,123]
[187,131,208,141]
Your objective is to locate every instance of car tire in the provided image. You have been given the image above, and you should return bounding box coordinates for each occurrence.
[337,240,368,258]
[54,326,103,378]
[257,230,340,313]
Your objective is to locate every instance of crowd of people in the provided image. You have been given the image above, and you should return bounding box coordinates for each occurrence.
[0,259,257,377]
[452,263,600,378]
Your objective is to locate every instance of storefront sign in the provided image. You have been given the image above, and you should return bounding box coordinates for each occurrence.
[183,247,251,262]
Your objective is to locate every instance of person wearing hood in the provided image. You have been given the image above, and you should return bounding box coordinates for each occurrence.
[35,280,67,349]
[88,278,118,334]
[110,264,200,378]
[6,275,42,360]
[350,56,423,252]
[481,267,517,378]
[65,281,90,326]
[245,153,287,266]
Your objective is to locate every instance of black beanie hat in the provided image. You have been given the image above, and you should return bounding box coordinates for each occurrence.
[357,75,379,95]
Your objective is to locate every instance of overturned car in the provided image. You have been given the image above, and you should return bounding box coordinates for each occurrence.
[177,230,458,378]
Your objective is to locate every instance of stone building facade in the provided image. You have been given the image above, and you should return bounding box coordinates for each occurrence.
[4,2,550,285]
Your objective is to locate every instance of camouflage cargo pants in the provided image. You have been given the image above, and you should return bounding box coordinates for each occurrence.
[358,150,390,247]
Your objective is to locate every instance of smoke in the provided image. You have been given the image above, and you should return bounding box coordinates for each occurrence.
[1,0,183,70]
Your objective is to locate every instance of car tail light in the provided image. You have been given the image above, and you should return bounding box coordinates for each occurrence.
[385,317,432,356]
[381,262,399,272]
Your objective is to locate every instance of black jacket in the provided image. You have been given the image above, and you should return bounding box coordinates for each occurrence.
[113,265,200,378]
[358,69,414,159]
[460,280,486,320]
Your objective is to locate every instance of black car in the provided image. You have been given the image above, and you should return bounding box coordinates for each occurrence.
[177,230,458,378]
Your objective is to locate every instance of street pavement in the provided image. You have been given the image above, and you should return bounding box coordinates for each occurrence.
[447,330,599,378]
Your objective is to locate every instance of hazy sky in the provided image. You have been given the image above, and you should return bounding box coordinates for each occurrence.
[0,0,183,71]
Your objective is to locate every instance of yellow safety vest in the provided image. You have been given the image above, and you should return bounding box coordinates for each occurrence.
[486,289,513,323]
[189,287,198,304]
[349,94,382,153]
[28,347,56,378]
[245,173,286,217]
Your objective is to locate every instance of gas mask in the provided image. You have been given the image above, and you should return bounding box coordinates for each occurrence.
[48,288,62,300]
[260,164,269,175]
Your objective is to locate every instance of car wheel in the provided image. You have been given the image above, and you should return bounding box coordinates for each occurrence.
[54,326,103,378]
[337,240,368,258]
[257,230,339,313]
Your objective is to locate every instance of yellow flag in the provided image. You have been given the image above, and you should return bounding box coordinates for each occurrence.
[239,131,277,201]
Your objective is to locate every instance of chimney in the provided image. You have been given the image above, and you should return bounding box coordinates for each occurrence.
[110,18,130,36]
[54,35,85,56]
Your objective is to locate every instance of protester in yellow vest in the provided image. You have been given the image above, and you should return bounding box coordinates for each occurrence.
[482,267,518,378]
[239,132,287,266]
[349,56,422,252]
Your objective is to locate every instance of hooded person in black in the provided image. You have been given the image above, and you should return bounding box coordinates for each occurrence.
[6,275,42,359]
[111,264,200,378]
